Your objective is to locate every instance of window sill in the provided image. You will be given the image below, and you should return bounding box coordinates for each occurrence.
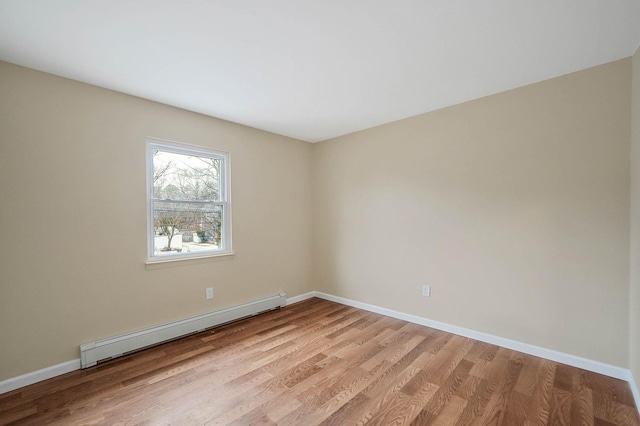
[145,252,235,270]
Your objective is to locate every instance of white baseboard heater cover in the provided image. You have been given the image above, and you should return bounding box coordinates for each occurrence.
[80,292,286,369]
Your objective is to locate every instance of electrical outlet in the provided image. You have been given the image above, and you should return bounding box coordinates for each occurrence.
[422,285,431,297]
[206,287,214,300]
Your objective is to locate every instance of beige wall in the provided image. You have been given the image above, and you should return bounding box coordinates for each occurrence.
[312,60,632,367]
[0,62,314,381]
[631,47,640,389]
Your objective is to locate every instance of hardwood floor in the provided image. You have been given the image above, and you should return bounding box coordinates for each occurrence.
[1,298,638,425]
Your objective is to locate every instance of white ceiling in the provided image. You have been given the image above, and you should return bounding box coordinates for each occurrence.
[1,1,639,142]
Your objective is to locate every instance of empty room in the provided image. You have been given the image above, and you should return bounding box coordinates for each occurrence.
[1,1,640,425]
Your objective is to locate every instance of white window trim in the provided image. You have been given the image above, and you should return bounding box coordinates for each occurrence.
[146,138,232,264]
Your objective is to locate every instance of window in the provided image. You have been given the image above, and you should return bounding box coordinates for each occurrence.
[147,139,231,262]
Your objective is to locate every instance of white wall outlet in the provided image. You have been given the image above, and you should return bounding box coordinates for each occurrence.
[422,285,431,297]
[206,287,214,300]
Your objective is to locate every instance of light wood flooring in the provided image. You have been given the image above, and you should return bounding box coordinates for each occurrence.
[0,297,638,425]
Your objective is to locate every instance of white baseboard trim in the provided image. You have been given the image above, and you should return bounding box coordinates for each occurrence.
[314,292,632,381]
[0,359,80,395]
[286,291,316,305]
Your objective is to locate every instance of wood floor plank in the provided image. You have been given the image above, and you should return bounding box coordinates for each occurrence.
[412,358,474,420]
[548,387,573,426]
[571,369,595,426]
[513,354,542,397]
[593,391,640,426]
[469,352,525,426]
[524,358,557,425]
[320,344,436,424]
[363,386,435,425]
[454,349,514,425]
[351,378,439,426]
[428,395,468,426]
[504,390,532,425]
[426,338,475,386]
[1,297,638,426]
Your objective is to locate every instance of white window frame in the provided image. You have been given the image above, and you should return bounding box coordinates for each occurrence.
[146,138,232,263]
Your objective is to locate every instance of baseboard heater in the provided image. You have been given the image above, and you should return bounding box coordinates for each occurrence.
[79,292,286,369]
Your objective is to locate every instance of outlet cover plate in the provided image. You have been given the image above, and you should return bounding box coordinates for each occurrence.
[422,285,431,297]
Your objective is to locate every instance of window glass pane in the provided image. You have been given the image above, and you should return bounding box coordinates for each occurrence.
[153,150,221,201]
[153,201,223,256]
